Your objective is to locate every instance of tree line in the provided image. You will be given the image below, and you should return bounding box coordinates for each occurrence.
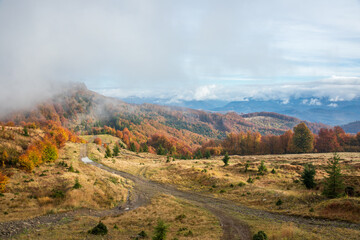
[197,123,360,157]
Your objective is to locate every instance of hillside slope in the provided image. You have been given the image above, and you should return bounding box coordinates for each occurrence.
[2,84,328,151]
[342,121,360,134]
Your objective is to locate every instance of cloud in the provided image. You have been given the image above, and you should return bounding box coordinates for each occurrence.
[0,0,360,115]
[328,103,338,107]
[302,98,322,106]
[101,76,360,102]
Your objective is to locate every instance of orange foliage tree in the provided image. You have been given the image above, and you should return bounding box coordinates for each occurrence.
[94,137,102,146]
[0,171,8,192]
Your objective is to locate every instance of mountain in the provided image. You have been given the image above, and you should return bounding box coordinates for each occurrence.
[121,96,360,127]
[341,121,360,134]
[215,98,360,126]
[2,84,329,153]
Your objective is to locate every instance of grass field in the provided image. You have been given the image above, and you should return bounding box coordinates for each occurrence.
[14,194,222,240]
[1,139,130,222]
[88,135,360,224]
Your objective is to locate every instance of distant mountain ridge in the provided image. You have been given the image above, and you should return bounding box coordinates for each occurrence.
[121,96,360,127]
[341,121,360,134]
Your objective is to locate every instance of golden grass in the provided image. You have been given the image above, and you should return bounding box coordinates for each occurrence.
[87,135,360,223]
[234,212,360,240]
[0,142,130,221]
[15,194,222,240]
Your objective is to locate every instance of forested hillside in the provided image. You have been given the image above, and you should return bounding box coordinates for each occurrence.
[2,84,328,154]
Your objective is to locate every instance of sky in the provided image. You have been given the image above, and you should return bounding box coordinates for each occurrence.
[0,0,360,114]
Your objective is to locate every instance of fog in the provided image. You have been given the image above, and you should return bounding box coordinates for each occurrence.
[1,0,359,115]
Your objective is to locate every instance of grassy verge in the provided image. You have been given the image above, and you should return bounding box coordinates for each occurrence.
[14,194,222,240]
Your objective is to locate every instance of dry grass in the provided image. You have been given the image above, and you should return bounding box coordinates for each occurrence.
[238,214,360,240]
[0,141,130,221]
[88,135,360,223]
[15,194,222,240]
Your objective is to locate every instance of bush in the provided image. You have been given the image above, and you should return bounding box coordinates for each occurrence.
[88,221,108,235]
[253,231,268,240]
[50,189,65,199]
[73,178,82,189]
[238,182,246,187]
[105,146,112,158]
[175,214,186,221]
[152,219,168,240]
[247,177,254,183]
[113,144,120,156]
[244,163,249,172]
[258,160,267,175]
[276,199,283,206]
[93,137,102,146]
[271,168,276,174]
[136,230,148,239]
[222,152,230,166]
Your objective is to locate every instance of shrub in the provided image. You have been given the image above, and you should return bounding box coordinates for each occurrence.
[73,178,82,189]
[138,230,148,238]
[301,163,316,189]
[42,142,58,162]
[152,219,168,240]
[0,172,8,192]
[50,189,65,199]
[68,165,75,172]
[253,231,268,240]
[238,182,246,187]
[244,163,249,173]
[276,199,283,206]
[258,160,267,175]
[175,214,186,221]
[105,146,112,158]
[113,144,120,156]
[222,152,230,166]
[23,127,29,136]
[184,230,193,237]
[88,221,108,235]
[93,137,102,146]
[271,168,276,174]
[247,177,254,183]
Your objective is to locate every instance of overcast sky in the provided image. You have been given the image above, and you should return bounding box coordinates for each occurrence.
[0,0,360,114]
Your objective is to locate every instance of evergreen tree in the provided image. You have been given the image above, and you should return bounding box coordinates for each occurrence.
[142,143,149,152]
[301,163,316,189]
[105,146,112,158]
[23,126,29,136]
[194,149,203,159]
[204,150,211,159]
[222,152,230,166]
[292,123,314,153]
[152,219,168,240]
[323,153,344,198]
[258,160,267,175]
[113,144,120,156]
[129,142,137,152]
[157,144,166,155]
